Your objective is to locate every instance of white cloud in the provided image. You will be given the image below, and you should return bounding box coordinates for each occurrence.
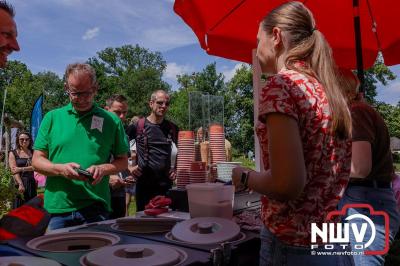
[222,63,245,82]
[376,80,400,105]
[59,0,84,6]
[142,27,196,51]
[82,27,100,40]
[164,62,194,80]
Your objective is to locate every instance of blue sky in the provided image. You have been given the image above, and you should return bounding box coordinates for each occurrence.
[8,0,400,105]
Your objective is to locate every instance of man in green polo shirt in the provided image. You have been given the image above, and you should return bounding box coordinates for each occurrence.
[32,63,128,230]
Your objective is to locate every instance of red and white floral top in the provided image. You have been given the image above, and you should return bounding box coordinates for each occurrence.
[257,67,351,246]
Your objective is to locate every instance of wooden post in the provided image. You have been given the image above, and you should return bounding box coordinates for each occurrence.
[252,49,264,171]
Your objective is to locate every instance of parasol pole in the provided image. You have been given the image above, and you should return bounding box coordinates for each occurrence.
[353,0,365,93]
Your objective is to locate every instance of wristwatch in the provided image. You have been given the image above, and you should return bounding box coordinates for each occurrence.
[240,170,250,188]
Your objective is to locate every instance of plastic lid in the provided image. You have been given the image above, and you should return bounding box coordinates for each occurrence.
[26,232,120,252]
[80,244,187,266]
[0,256,61,266]
[171,217,240,245]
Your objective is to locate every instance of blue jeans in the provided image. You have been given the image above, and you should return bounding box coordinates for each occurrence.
[338,186,400,266]
[259,226,354,266]
[48,202,109,230]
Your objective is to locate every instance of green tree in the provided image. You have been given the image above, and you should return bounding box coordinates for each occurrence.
[170,63,226,130]
[0,61,39,127]
[87,44,170,117]
[192,63,225,96]
[363,55,396,103]
[168,87,195,130]
[171,63,255,155]
[375,102,400,138]
[0,62,65,128]
[33,71,65,113]
[224,65,254,155]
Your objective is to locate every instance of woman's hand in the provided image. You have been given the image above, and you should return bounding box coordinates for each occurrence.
[232,166,249,192]
[11,166,21,174]
[17,182,25,193]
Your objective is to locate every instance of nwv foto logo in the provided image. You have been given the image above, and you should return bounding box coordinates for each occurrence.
[310,203,390,255]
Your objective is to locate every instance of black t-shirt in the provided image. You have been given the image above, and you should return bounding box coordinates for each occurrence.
[351,102,393,182]
[126,118,178,180]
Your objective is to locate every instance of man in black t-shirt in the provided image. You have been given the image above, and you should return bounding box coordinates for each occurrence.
[126,90,178,211]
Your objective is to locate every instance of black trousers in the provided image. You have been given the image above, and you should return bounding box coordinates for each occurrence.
[110,196,125,219]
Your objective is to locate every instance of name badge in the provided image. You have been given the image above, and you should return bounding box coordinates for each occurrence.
[91,115,104,132]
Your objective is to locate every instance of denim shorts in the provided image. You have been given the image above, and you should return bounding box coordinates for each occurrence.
[338,186,400,266]
[259,226,354,266]
[48,201,109,231]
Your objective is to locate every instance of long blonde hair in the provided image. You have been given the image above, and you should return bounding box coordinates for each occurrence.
[262,1,351,139]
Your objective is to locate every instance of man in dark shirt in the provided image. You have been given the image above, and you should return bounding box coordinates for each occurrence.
[105,94,135,218]
[126,90,178,211]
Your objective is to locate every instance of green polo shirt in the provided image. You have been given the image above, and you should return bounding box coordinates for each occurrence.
[34,103,129,214]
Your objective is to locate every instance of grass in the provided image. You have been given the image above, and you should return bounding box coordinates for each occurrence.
[394,163,400,172]
[127,196,137,216]
[233,155,256,170]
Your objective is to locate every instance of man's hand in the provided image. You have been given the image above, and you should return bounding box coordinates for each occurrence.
[130,165,142,178]
[87,165,106,185]
[109,174,126,189]
[56,162,88,181]
[124,174,136,184]
[169,168,176,180]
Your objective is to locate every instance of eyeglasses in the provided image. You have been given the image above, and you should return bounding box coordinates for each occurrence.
[67,89,94,98]
[65,84,95,98]
[155,101,170,107]
[19,138,30,142]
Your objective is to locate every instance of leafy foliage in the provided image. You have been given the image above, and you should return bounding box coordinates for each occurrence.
[87,44,171,118]
[363,56,396,103]
[375,102,400,138]
[0,62,65,128]
[0,164,17,216]
[224,65,254,154]
[0,48,398,161]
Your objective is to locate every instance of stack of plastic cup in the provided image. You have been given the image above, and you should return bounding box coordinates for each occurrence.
[189,161,207,184]
[176,131,195,189]
[209,124,226,181]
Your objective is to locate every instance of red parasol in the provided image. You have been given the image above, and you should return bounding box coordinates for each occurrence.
[174,0,400,90]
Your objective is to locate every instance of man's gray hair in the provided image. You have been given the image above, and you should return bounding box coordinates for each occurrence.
[65,63,97,87]
[0,1,15,17]
[150,89,169,101]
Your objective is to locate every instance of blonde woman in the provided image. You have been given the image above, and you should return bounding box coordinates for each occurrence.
[232,2,353,265]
